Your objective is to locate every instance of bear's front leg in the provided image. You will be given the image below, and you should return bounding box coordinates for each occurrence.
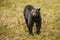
[27,16,34,35]
[28,22,34,35]
[28,24,33,35]
[36,19,41,34]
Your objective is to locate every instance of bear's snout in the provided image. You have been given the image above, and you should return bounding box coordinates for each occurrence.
[32,12,37,16]
[31,10,37,17]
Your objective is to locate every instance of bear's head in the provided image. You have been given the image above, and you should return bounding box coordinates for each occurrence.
[31,8,40,17]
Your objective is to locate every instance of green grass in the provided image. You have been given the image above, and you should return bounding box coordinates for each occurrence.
[0,0,60,40]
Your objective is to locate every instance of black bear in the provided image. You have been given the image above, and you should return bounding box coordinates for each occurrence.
[23,5,41,35]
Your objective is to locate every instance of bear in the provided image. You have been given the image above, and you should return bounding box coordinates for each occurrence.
[23,5,42,35]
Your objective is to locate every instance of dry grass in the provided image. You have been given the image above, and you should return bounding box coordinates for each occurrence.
[0,0,60,40]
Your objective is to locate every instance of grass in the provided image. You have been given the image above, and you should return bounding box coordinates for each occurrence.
[0,0,60,40]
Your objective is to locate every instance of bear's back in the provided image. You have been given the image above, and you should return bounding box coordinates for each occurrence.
[24,5,34,11]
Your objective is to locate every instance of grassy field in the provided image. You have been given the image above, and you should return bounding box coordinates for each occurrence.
[0,0,60,40]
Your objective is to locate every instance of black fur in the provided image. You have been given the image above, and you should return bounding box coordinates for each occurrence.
[23,5,42,35]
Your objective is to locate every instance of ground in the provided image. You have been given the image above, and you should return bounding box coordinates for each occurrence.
[0,0,60,40]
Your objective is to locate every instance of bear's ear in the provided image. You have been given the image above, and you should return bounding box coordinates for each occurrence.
[38,8,40,11]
